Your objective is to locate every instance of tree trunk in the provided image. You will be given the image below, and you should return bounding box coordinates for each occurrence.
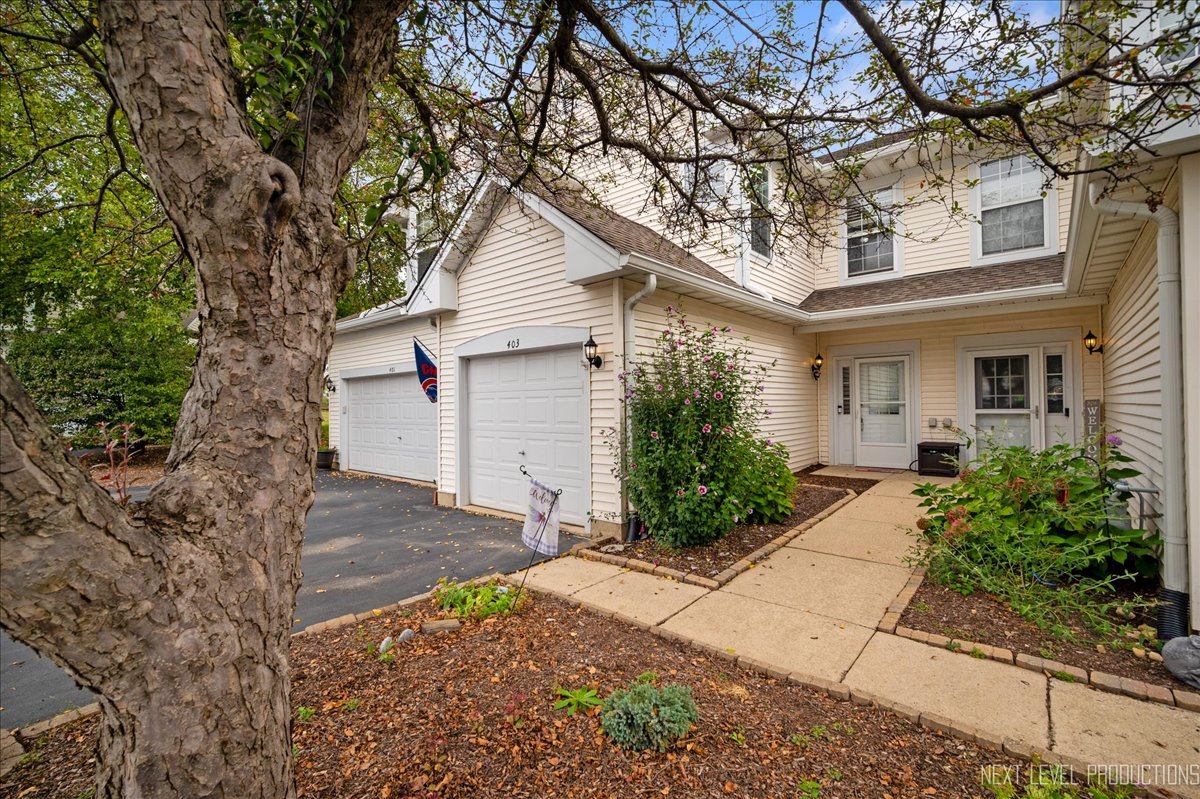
[1,1,405,796]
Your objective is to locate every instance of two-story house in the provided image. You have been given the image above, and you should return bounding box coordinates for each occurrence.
[327,102,1200,634]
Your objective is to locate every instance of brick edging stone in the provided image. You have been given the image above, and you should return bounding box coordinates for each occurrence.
[881,571,1199,712]
[572,487,857,589]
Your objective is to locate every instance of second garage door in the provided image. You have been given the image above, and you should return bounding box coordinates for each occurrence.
[345,373,437,481]
[466,348,588,524]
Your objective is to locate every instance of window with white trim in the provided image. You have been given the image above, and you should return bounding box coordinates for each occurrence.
[677,159,726,207]
[749,165,771,258]
[979,156,1048,257]
[1157,6,1199,64]
[846,189,896,277]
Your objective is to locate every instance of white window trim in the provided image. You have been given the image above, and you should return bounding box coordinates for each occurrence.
[838,181,905,284]
[969,157,1059,267]
[747,164,773,264]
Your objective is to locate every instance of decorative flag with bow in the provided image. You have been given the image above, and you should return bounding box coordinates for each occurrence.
[522,478,561,556]
[414,339,438,403]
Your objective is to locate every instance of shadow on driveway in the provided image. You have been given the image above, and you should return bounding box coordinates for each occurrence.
[0,471,583,729]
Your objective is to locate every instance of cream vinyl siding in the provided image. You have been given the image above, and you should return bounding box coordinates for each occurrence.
[438,198,620,518]
[1101,222,1163,529]
[327,317,437,454]
[815,167,1073,290]
[632,292,818,469]
[814,305,1102,462]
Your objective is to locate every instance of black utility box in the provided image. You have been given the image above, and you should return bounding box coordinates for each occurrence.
[917,441,960,477]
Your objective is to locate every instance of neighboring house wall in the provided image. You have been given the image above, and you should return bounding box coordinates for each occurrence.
[326,317,436,453]
[814,166,1073,290]
[632,292,819,470]
[436,197,621,521]
[814,304,1103,463]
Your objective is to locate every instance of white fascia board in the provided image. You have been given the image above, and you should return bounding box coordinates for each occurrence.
[335,302,409,333]
[405,265,457,316]
[624,253,810,324]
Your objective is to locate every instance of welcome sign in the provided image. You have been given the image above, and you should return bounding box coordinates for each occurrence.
[522,478,561,557]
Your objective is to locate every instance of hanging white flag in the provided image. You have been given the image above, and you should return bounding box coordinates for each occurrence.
[522,477,561,556]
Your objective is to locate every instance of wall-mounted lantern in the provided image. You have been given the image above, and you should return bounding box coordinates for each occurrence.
[324,375,337,394]
[584,336,603,369]
[811,353,824,381]
[1083,330,1104,355]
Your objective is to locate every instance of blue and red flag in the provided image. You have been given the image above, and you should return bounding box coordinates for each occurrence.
[414,339,438,403]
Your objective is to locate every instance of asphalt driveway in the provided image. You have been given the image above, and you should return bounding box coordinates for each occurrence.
[0,472,582,729]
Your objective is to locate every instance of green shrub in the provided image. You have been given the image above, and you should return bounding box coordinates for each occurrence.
[613,306,784,547]
[600,680,698,752]
[738,438,797,524]
[912,431,1159,642]
[433,578,523,621]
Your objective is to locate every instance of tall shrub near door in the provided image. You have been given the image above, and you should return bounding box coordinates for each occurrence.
[617,307,781,547]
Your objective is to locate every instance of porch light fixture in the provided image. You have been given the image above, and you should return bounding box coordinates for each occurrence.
[1083,330,1104,355]
[323,375,337,394]
[811,353,824,381]
[584,336,603,369]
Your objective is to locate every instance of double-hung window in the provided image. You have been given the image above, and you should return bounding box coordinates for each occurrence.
[1157,6,1199,65]
[846,189,896,277]
[678,159,726,208]
[978,156,1049,258]
[749,166,772,258]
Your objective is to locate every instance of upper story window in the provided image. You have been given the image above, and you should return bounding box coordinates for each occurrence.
[749,165,771,258]
[846,189,896,277]
[1156,6,1199,64]
[976,155,1055,262]
[677,159,726,207]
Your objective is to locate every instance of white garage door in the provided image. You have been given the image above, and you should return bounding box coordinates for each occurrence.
[345,373,437,481]
[466,348,587,524]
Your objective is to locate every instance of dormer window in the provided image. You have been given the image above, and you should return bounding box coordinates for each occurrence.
[846,189,896,277]
[972,155,1057,265]
[749,165,771,258]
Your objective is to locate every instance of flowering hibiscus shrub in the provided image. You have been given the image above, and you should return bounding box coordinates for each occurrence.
[613,307,789,547]
[911,430,1160,641]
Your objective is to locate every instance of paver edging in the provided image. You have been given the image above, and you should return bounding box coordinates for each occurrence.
[570,488,856,588]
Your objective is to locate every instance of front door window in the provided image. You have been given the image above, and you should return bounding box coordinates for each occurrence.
[973,353,1035,448]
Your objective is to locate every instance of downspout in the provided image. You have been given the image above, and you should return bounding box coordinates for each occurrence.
[1089,181,1189,639]
[620,274,657,540]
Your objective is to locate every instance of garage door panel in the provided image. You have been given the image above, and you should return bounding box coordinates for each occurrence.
[345,373,437,482]
[466,348,588,525]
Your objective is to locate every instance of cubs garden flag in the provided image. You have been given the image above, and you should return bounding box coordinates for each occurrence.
[414,339,438,403]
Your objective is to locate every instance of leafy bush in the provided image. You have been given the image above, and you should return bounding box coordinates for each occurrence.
[911,431,1160,642]
[614,306,785,547]
[738,438,797,524]
[433,578,523,621]
[601,680,698,752]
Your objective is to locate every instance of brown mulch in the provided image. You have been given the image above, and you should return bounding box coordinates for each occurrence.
[83,444,167,489]
[795,463,882,495]
[898,580,1183,690]
[2,593,1025,799]
[619,484,848,577]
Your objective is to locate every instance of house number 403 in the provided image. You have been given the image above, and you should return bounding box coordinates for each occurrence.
[506,339,520,349]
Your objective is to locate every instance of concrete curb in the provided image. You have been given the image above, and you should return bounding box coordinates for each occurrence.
[574,488,857,589]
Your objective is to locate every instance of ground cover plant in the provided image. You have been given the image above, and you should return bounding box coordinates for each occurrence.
[3,592,1136,799]
[433,578,523,621]
[615,306,793,548]
[910,431,1161,649]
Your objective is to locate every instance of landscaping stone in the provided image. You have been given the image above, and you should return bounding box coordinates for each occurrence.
[571,570,708,626]
[1175,690,1200,713]
[397,628,416,643]
[1162,634,1200,689]
[421,619,462,633]
[0,729,23,778]
[1049,680,1200,797]
[843,633,1050,748]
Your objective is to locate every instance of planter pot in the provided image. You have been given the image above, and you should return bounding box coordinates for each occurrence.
[316,449,337,470]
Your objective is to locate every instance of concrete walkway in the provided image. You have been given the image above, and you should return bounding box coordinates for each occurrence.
[517,468,1200,798]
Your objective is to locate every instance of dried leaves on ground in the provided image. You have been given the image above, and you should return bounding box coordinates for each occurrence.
[4,593,1018,799]
[620,484,848,577]
[899,581,1180,689]
[794,464,883,495]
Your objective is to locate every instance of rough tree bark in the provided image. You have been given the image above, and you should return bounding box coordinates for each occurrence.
[1,1,404,796]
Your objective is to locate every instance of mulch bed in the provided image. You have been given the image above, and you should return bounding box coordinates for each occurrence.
[619,484,849,578]
[795,464,882,495]
[899,580,1183,691]
[82,443,168,489]
[3,593,1023,799]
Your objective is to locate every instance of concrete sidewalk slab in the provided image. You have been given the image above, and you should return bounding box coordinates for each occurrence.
[865,479,930,498]
[838,495,924,524]
[574,571,708,626]
[658,592,875,682]
[517,557,625,596]
[723,548,911,627]
[844,633,1049,748]
[788,515,919,567]
[1050,681,1200,797]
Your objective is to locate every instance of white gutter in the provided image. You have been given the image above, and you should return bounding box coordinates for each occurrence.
[1088,180,1189,638]
[620,274,657,537]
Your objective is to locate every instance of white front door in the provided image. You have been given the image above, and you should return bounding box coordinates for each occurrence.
[344,373,438,481]
[968,349,1042,451]
[465,348,588,525]
[853,356,913,469]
